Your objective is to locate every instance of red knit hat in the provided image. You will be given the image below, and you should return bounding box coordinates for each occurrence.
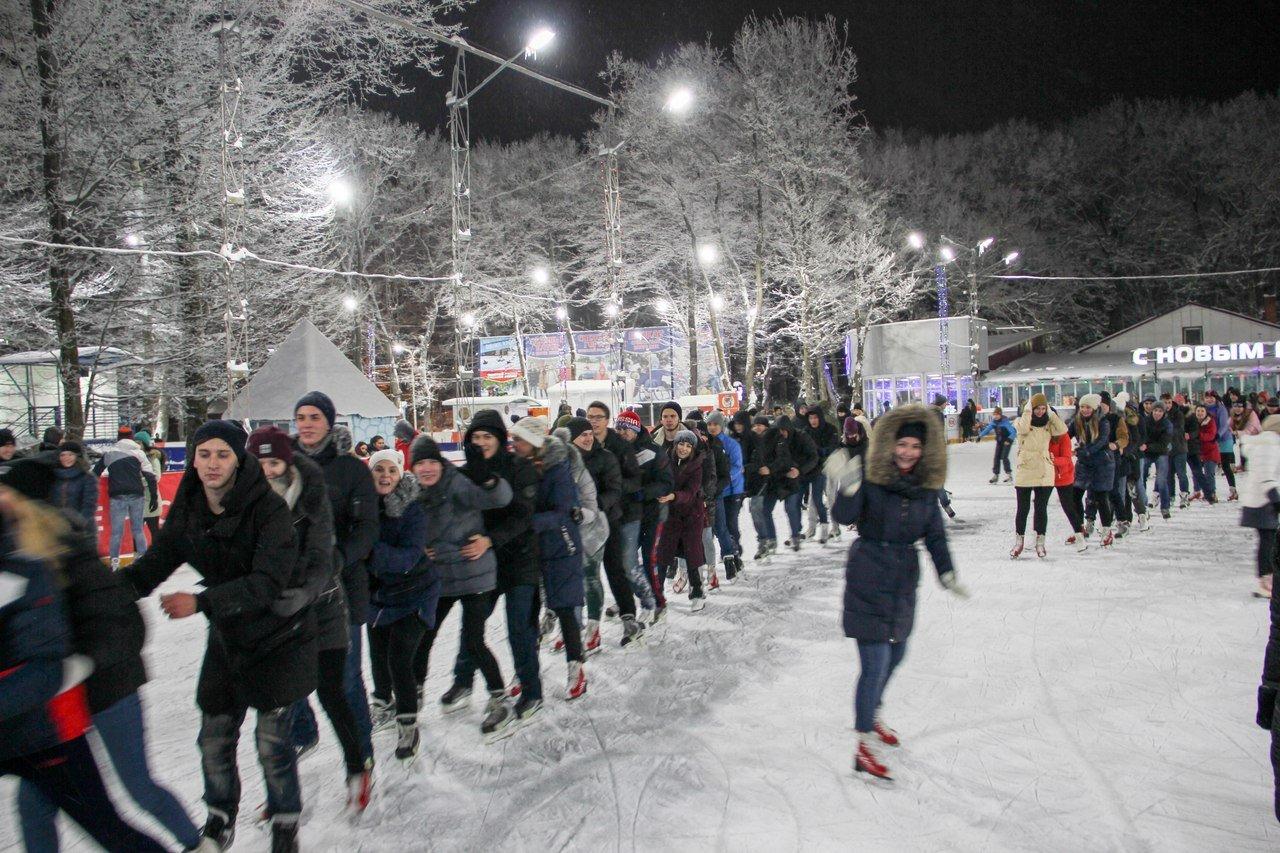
[246,425,294,464]
[616,410,643,434]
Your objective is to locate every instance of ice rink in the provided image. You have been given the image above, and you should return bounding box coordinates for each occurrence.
[3,441,1276,852]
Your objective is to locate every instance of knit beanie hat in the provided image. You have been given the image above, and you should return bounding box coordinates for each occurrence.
[565,417,593,442]
[246,425,294,465]
[1113,391,1131,411]
[660,401,683,420]
[294,390,337,428]
[706,410,727,428]
[843,416,862,440]
[686,409,704,423]
[1029,393,1049,409]
[895,420,928,444]
[192,420,248,464]
[410,435,444,467]
[466,409,509,445]
[753,415,771,427]
[58,440,84,457]
[134,430,153,446]
[368,448,404,474]
[1078,393,1102,411]
[674,429,699,447]
[615,410,643,434]
[0,452,57,502]
[932,394,948,407]
[117,425,134,439]
[511,415,551,448]
[0,428,14,447]
[1099,391,1112,406]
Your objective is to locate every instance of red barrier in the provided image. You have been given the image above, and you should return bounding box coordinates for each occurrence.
[96,472,184,558]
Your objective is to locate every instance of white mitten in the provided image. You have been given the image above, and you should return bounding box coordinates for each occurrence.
[824,452,863,497]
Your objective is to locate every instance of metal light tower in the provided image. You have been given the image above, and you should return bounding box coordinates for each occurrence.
[215,2,250,408]
[446,49,473,400]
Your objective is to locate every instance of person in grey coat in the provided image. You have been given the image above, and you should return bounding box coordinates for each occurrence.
[406,436,516,739]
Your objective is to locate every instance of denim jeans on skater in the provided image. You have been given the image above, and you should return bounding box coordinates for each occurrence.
[200,705,300,821]
[639,519,665,607]
[580,546,606,623]
[752,494,775,542]
[1166,451,1189,496]
[804,476,828,525]
[1194,459,1218,500]
[456,584,542,701]
[18,692,201,852]
[783,491,804,538]
[854,640,908,732]
[713,494,744,561]
[1142,456,1171,510]
[619,519,655,610]
[1111,472,1132,523]
[108,494,147,560]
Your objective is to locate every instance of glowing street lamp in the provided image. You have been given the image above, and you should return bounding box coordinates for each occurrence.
[555,306,569,321]
[328,178,354,208]
[531,266,551,286]
[907,232,926,251]
[460,312,477,329]
[939,246,957,263]
[123,233,142,248]
[342,294,358,312]
[1003,251,1021,266]
[665,87,694,114]
[696,243,719,266]
[524,27,555,57]
[655,298,673,314]
[709,294,726,313]
[977,237,996,254]
[604,303,620,319]
[392,343,407,355]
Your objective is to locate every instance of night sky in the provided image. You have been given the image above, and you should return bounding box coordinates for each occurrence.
[371,0,1280,143]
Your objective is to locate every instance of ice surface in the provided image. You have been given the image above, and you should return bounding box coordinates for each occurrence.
[2,443,1276,851]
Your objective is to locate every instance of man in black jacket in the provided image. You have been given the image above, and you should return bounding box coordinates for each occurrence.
[616,410,673,619]
[453,410,543,720]
[123,420,311,852]
[801,408,839,543]
[757,416,819,552]
[290,391,378,768]
[588,401,657,623]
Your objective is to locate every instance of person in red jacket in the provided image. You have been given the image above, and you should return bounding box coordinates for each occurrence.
[1049,423,1087,551]
[393,419,418,471]
[1192,404,1222,503]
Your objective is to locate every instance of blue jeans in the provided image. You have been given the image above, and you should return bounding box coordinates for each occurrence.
[18,692,201,851]
[619,519,655,610]
[1142,456,1171,510]
[456,585,542,701]
[639,518,664,606]
[289,624,372,763]
[713,494,743,561]
[855,640,908,732]
[750,494,775,542]
[804,477,828,524]
[1167,452,1189,495]
[200,705,300,821]
[1194,460,1218,499]
[783,491,804,537]
[937,488,952,509]
[1111,471,1131,523]
[108,494,147,560]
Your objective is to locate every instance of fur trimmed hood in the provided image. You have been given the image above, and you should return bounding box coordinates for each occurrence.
[865,405,947,490]
[382,472,421,519]
[539,433,570,469]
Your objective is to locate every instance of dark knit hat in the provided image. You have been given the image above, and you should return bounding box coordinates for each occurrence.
[41,427,63,446]
[0,452,57,502]
[0,428,14,447]
[565,417,593,441]
[775,415,794,433]
[932,394,948,407]
[615,410,643,434]
[58,440,84,457]
[193,420,249,464]
[752,415,771,427]
[843,416,862,440]
[410,435,444,467]
[294,390,337,428]
[660,401,683,419]
[674,429,699,447]
[895,419,928,444]
[706,410,727,428]
[466,409,508,445]
[686,409,704,422]
[393,419,417,442]
[246,425,294,464]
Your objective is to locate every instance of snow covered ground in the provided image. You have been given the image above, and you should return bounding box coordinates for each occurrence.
[3,442,1277,852]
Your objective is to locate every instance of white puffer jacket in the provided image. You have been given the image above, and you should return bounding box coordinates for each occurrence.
[1240,427,1280,530]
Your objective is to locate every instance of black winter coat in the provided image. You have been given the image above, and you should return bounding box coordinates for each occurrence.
[124,456,316,713]
[832,406,954,643]
[295,428,379,625]
[582,442,623,525]
[1142,415,1174,458]
[632,428,674,525]
[1168,406,1190,455]
[733,427,764,495]
[51,465,98,528]
[58,520,147,714]
[708,435,731,499]
[277,454,346,651]
[476,448,541,590]
[755,420,819,499]
[602,429,643,524]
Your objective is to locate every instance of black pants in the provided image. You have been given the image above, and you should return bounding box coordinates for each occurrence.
[554,608,584,663]
[1085,488,1114,526]
[1014,486,1054,535]
[1056,485,1082,532]
[992,440,1012,475]
[370,615,429,716]
[144,516,160,541]
[314,646,366,772]
[413,594,503,694]
[1,737,166,852]
[1259,530,1278,579]
[1222,452,1237,488]
[602,523,638,618]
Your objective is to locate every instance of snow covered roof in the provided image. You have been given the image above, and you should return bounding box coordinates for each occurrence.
[983,348,1280,383]
[0,346,140,370]
[987,329,1047,354]
[226,319,399,421]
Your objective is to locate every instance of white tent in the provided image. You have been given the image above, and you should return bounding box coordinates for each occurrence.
[227,319,399,443]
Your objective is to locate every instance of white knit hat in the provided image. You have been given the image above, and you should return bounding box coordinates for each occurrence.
[1078,393,1102,410]
[510,415,550,448]
[368,448,403,473]
[1113,391,1131,411]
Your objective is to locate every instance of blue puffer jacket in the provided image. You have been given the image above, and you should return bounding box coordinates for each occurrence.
[976,418,1016,443]
[832,406,954,644]
[531,436,584,610]
[0,540,83,762]
[368,475,438,629]
[1071,414,1115,492]
[719,433,745,498]
[52,465,98,527]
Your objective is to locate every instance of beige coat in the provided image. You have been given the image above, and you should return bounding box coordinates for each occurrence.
[1014,410,1068,487]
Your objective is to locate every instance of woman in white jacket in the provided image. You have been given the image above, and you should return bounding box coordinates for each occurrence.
[1240,415,1280,598]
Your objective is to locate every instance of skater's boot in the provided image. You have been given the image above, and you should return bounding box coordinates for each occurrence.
[1115,520,1129,538]
[854,734,892,780]
[690,593,707,612]
[804,520,817,540]
[790,536,801,553]
[480,690,513,738]
[505,678,522,699]
[199,808,235,852]
[1083,520,1094,538]
[1161,508,1171,520]
[566,661,587,700]
[708,567,720,591]
[831,523,842,540]
[1229,487,1239,502]
[943,504,957,519]
[988,474,999,484]
[394,716,420,762]
[514,693,543,722]
[1074,531,1089,553]
[1179,492,1190,509]
[584,620,602,655]
[345,767,373,815]
[270,818,299,853]
[1035,535,1047,558]
[1137,512,1151,532]
[873,716,900,747]
[620,614,644,648]
[1002,474,1013,483]
[673,564,688,594]
[369,696,396,732]
[1100,526,1115,548]
[109,557,120,571]
[439,682,473,714]
[766,539,779,557]
[753,542,768,560]
[724,557,737,581]
[1190,490,1203,502]
[1255,574,1274,599]
[817,522,829,544]
[538,609,558,643]
[1009,535,1025,559]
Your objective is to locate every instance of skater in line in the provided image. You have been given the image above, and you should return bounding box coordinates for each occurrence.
[827,404,968,781]
[1232,399,1261,473]
[1071,395,1117,547]
[1241,415,1280,599]
[821,416,869,544]
[1192,404,1221,504]
[1009,394,1067,559]
[975,406,1015,483]
[800,407,839,545]
[756,416,819,553]
[707,411,746,580]
[1050,411,1088,551]
[747,415,776,559]
[1139,402,1175,520]
[615,409,672,622]
[1164,393,1194,508]
[656,430,710,611]
[1206,390,1237,500]
[551,421,609,654]
[588,402,654,630]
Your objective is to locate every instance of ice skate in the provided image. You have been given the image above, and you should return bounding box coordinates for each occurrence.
[690,594,707,612]
[394,717,419,763]
[988,475,999,484]
[1255,575,1274,599]
[1083,520,1094,538]
[620,614,644,648]
[514,694,543,724]
[943,504,956,519]
[1100,526,1115,548]
[1035,535,1047,558]
[724,556,737,582]
[1190,490,1203,502]
[605,604,620,619]
[854,736,892,781]
[369,697,396,733]
[1229,487,1239,502]
[440,682,473,714]
[1161,508,1171,519]
[270,819,299,853]
[1115,520,1129,538]
[830,523,842,540]
[873,717,900,747]
[1179,492,1190,509]
[708,567,720,591]
[1074,532,1089,553]
[110,556,120,571]
[566,661,587,700]
[584,620,602,655]
[1002,474,1013,483]
[505,678,522,699]
[538,609,558,643]
[199,809,235,852]
[673,565,688,594]
[345,768,373,818]
[753,543,768,560]
[1009,535,1024,559]
[790,536,801,552]
[481,690,514,742]
[804,521,817,540]
[1137,513,1150,532]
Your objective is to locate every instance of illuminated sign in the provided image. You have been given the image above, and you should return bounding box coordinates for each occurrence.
[1131,342,1277,366]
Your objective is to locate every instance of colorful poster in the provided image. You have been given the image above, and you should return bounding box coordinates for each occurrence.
[477,335,521,386]
[523,332,573,398]
[621,326,675,401]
